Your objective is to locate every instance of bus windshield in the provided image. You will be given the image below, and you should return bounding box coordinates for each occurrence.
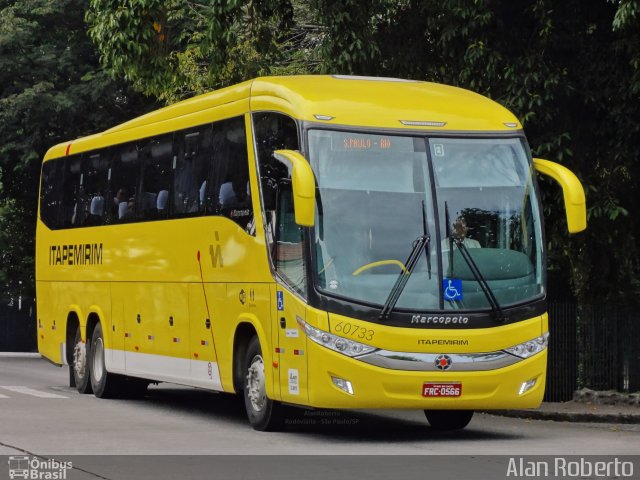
[308,130,544,313]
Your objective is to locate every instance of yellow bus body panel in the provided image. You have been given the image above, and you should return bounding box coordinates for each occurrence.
[305,340,546,409]
[37,75,550,411]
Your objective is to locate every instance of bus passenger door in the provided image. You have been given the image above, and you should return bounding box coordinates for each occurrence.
[272,185,309,404]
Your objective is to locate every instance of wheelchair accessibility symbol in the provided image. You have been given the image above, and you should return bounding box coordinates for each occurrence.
[443,278,463,301]
[277,291,284,311]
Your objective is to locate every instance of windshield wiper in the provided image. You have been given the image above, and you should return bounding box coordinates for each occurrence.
[421,200,432,279]
[379,203,431,321]
[379,234,430,320]
[444,201,504,322]
[451,238,506,323]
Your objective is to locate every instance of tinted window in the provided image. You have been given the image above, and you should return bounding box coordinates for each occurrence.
[60,156,83,228]
[82,153,110,226]
[40,159,63,229]
[253,113,299,260]
[141,135,174,220]
[276,186,306,295]
[40,115,260,229]
[210,116,254,233]
[111,143,140,223]
[174,127,212,216]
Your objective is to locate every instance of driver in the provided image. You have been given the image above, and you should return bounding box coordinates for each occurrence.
[442,216,481,251]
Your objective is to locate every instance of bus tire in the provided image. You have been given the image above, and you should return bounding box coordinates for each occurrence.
[243,336,284,431]
[68,364,76,388]
[89,322,122,398]
[71,326,92,394]
[424,410,474,431]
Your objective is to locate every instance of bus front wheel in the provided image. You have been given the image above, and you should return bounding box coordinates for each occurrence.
[89,322,122,398]
[72,326,92,394]
[424,410,474,431]
[243,336,284,431]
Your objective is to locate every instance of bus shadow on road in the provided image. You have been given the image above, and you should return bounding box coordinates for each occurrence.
[278,408,521,442]
[140,386,522,442]
[141,385,248,424]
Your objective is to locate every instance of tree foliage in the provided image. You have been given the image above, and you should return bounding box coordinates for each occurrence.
[86,0,300,101]
[0,0,153,298]
[1,0,639,305]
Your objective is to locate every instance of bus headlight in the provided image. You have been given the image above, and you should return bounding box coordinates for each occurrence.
[504,332,549,359]
[298,319,377,357]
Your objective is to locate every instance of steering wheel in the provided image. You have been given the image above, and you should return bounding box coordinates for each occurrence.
[352,260,408,276]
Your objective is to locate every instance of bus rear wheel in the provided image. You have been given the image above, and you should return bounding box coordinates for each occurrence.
[72,326,92,394]
[424,410,474,431]
[89,322,123,398]
[243,336,284,431]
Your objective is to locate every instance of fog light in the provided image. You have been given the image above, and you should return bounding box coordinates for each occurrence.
[519,378,537,395]
[331,376,354,395]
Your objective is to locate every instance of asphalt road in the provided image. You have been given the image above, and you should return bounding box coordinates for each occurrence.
[2,354,639,479]
[1,355,639,458]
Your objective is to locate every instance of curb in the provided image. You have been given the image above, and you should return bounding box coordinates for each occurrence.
[0,352,41,358]
[485,409,640,424]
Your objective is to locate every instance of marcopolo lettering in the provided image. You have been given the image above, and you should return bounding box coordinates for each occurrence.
[411,315,469,325]
[49,243,103,266]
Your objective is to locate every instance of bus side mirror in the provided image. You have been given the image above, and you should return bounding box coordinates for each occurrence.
[533,158,587,234]
[273,150,316,227]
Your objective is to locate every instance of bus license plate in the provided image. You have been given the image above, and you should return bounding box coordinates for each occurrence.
[422,383,462,397]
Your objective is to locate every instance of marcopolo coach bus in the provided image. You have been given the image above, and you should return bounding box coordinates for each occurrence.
[36,75,586,431]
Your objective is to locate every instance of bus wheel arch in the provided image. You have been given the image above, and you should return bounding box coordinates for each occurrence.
[65,312,79,388]
[232,322,258,394]
[85,313,101,349]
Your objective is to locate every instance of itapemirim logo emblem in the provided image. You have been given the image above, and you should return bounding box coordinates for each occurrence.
[8,456,72,480]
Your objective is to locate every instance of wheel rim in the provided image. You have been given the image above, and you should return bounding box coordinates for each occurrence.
[246,354,266,412]
[92,337,105,383]
[73,340,86,378]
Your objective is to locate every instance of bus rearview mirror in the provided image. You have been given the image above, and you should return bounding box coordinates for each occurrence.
[273,150,316,227]
[533,158,586,234]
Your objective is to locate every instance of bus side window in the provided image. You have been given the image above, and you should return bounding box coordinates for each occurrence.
[173,126,211,217]
[111,143,140,223]
[40,159,64,229]
[61,156,83,228]
[252,112,300,262]
[82,152,110,227]
[141,134,174,220]
[209,116,254,234]
[276,184,306,295]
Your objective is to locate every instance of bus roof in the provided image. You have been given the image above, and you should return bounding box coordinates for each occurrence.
[44,75,522,160]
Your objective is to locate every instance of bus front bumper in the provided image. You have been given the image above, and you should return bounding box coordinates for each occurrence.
[305,340,547,410]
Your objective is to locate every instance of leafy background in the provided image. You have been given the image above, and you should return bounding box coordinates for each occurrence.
[1,0,638,309]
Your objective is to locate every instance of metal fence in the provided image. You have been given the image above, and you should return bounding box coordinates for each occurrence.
[0,300,36,352]
[545,302,640,401]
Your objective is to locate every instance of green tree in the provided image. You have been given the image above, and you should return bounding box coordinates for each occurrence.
[0,0,153,299]
[85,0,640,304]
[326,0,640,304]
[86,0,300,101]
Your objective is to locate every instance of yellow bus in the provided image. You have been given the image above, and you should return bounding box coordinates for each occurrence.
[36,75,586,431]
